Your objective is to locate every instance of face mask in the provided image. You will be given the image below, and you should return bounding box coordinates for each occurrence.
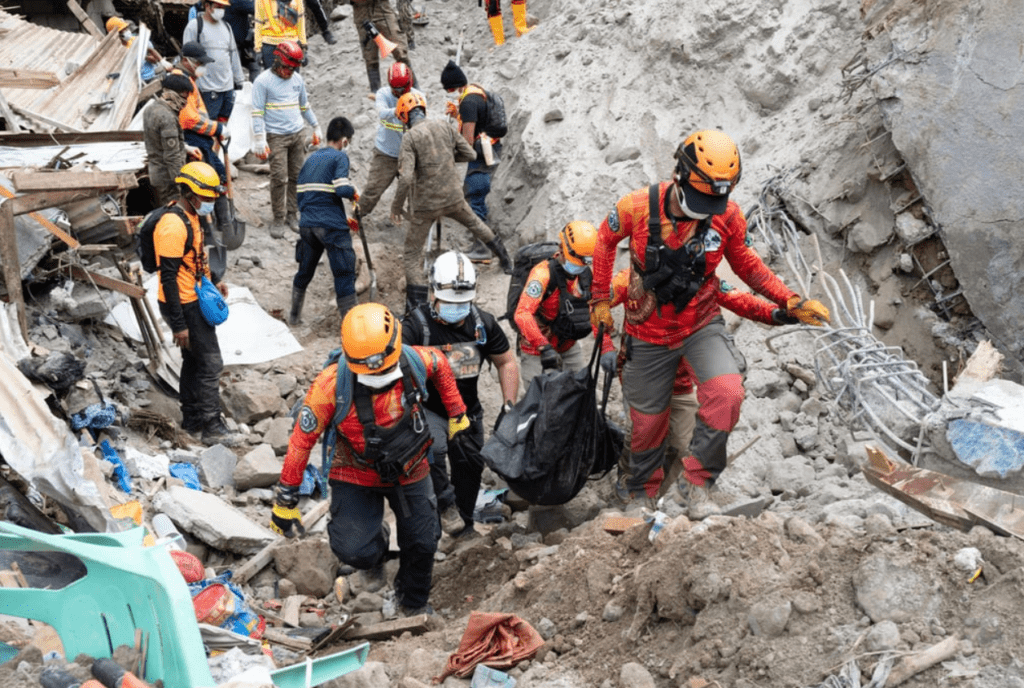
[674,183,710,220]
[121,31,133,41]
[194,65,208,78]
[197,200,215,216]
[357,366,403,389]
[562,261,588,275]
[436,301,471,324]
[210,7,225,20]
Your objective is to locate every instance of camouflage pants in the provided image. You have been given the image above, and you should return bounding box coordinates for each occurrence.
[403,200,494,286]
[352,0,409,72]
[396,0,415,45]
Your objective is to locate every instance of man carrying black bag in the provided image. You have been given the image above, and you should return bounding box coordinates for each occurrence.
[402,251,520,538]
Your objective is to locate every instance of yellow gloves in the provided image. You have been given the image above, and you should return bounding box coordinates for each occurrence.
[590,299,613,331]
[270,484,305,538]
[786,296,830,327]
[448,413,470,440]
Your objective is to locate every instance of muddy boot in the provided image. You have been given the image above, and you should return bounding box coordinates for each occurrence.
[288,287,306,326]
[367,65,381,93]
[405,283,428,315]
[485,236,513,275]
[464,238,492,264]
[322,29,337,44]
[336,293,358,321]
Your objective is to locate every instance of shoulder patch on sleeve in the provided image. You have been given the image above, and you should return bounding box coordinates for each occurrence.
[607,207,620,233]
[298,405,318,433]
[525,280,544,299]
[719,279,735,293]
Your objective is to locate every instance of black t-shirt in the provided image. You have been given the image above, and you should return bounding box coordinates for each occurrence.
[401,304,510,418]
[457,91,488,127]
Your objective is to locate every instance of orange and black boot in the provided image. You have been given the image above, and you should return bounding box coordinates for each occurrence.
[512,0,531,37]
[486,0,504,45]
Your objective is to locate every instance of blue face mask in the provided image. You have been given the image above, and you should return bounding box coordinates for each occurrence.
[197,201,215,216]
[562,261,588,275]
[437,301,471,324]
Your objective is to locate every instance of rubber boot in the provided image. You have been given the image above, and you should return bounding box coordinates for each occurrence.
[214,195,233,234]
[367,65,381,93]
[488,14,505,46]
[485,236,513,275]
[288,287,306,326]
[405,283,429,315]
[511,0,531,37]
[464,238,492,264]
[336,293,358,321]
[322,29,337,45]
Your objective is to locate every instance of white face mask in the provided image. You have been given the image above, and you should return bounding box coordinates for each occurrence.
[357,366,403,389]
[674,182,710,220]
[193,65,208,78]
[210,7,225,20]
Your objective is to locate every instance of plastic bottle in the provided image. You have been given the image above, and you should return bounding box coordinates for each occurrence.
[151,513,185,551]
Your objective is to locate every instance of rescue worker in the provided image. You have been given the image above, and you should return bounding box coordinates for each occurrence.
[251,41,321,238]
[254,0,307,70]
[107,17,169,82]
[155,162,235,444]
[391,92,512,313]
[402,252,519,538]
[589,130,830,516]
[514,221,614,387]
[174,42,235,238]
[355,63,420,220]
[183,0,246,123]
[440,61,503,264]
[351,0,412,92]
[272,303,472,616]
[608,269,803,504]
[483,0,531,46]
[289,116,359,326]
[143,74,201,205]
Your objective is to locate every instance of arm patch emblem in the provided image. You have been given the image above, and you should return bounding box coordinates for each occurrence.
[607,208,620,233]
[298,405,318,433]
[525,280,544,299]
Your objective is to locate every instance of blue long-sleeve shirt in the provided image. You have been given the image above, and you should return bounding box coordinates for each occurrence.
[374,85,422,158]
[297,147,356,231]
[251,69,317,135]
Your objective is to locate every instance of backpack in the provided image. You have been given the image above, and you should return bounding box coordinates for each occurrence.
[466,84,508,139]
[136,203,193,273]
[502,241,559,333]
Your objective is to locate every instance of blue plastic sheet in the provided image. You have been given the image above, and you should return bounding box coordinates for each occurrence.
[188,571,264,638]
[70,402,117,432]
[299,463,326,498]
[99,440,132,494]
[169,463,202,490]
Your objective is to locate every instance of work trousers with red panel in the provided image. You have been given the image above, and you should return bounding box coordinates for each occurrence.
[621,317,746,495]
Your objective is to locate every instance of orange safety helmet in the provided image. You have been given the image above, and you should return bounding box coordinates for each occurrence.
[559,220,597,266]
[673,130,741,216]
[395,91,426,124]
[274,41,304,68]
[341,303,402,375]
[388,62,413,94]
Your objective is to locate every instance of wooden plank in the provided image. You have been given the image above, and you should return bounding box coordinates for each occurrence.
[137,79,162,107]
[65,0,104,39]
[262,628,312,652]
[12,171,137,193]
[281,595,304,627]
[0,131,145,146]
[232,500,331,584]
[0,91,23,133]
[0,68,61,90]
[0,185,80,250]
[0,201,28,339]
[8,104,85,134]
[59,265,145,298]
[10,191,98,216]
[341,615,432,641]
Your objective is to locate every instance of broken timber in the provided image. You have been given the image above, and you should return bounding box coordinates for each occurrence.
[341,614,432,641]
[863,445,1024,540]
[12,171,138,193]
[0,69,61,90]
[59,265,145,299]
[65,0,104,39]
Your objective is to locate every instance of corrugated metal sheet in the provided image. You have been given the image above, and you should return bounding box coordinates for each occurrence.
[0,9,142,133]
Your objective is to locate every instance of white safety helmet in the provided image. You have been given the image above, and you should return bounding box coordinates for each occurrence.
[430,251,477,303]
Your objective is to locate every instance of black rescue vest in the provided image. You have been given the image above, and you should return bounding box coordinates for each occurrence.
[635,184,711,313]
[542,258,593,342]
[351,354,432,485]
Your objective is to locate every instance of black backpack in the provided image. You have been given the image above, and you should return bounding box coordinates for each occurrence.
[503,241,559,333]
[136,203,193,273]
[482,88,508,139]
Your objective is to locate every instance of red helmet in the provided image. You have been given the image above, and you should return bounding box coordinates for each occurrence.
[274,41,304,68]
[388,63,412,93]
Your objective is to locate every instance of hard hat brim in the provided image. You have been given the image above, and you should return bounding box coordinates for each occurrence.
[680,180,729,217]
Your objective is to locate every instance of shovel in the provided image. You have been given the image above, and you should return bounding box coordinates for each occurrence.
[353,208,378,301]
[220,143,246,250]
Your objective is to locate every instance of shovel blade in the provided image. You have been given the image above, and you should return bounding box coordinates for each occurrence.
[222,218,246,250]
